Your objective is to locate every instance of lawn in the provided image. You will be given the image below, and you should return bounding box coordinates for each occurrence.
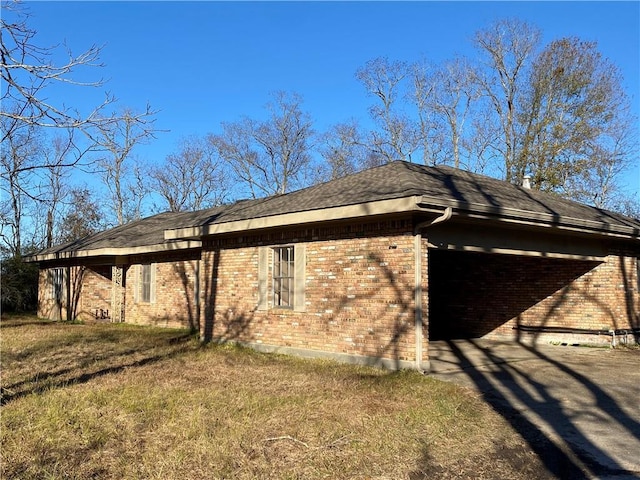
[1,314,553,479]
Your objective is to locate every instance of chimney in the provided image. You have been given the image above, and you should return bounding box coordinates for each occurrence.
[522,175,531,190]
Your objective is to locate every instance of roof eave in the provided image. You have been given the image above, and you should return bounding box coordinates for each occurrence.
[25,240,202,263]
[418,197,640,240]
[164,196,425,240]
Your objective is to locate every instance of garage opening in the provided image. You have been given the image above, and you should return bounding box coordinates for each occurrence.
[427,249,600,341]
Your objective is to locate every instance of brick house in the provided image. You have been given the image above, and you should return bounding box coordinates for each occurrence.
[28,161,640,370]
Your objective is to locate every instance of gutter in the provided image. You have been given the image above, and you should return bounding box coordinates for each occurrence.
[414,207,453,373]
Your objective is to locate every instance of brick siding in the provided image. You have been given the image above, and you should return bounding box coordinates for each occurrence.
[429,248,639,345]
[36,220,638,364]
[201,218,422,366]
[126,252,201,330]
[38,266,112,321]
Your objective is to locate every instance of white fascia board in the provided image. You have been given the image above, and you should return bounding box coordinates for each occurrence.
[27,240,202,263]
[164,196,424,241]
[420,197,640,239]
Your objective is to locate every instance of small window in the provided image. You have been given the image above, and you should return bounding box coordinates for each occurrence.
[141,264,152,303]
[51,268,64,303]
[273,246,294,308]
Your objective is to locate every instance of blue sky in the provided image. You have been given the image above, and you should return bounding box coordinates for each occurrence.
[19,1,640,199]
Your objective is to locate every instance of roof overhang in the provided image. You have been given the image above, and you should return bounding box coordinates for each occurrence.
[26,240,202,263]
[164,196,425,241]
[27,192,639,264]
[418,196,640,240]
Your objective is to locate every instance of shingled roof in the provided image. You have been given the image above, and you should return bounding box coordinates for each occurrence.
[29,161,640,261]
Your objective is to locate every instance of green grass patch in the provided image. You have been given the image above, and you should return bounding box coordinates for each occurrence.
[1,314,551,479]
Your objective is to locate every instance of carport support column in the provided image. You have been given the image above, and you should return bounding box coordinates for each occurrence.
[111,265,125,323]
[414,207,453,373]
[414,232,429,372]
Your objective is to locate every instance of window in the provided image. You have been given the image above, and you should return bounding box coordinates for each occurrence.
[136,263,155,304]
[51,268,64,303]
[141,264,152,303]
[258,244,305,312]
[273,246,294,308]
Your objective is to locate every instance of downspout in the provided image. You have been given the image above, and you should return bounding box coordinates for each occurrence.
[414,207,453,372]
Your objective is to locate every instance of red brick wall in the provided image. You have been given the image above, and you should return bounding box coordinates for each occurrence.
[201,218,421,366]
[429,248,639,345]
[126,253,200,330]
[77,266,111,321]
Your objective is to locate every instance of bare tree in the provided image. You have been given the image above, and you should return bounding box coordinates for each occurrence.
[410,59,442,165]
[150,136,229,212]
[356,57,420,162]
[0,121,43,256]
[42,135,76,247]
[473,18,541,182]
[89,106,158,225]
[1,1,115,146]
[316,121,369,181]
[210,91,314,198]
[463,106,502,175]
[412,58,479,169]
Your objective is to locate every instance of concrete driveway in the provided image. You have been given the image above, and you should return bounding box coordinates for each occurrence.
[429,339,640,479]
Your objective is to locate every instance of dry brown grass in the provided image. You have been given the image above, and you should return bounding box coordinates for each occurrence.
[1,314,552,479]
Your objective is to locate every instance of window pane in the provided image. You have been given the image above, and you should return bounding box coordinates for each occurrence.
[274,278,281,305]
[281,277,290,306]
[273,246,294,308]
[141,264,151,303]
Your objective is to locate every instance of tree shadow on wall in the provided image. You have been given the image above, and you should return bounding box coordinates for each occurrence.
[330,251,418,371]
[200,246,255,346]
[172,260,201,334]
[197,244,417,370]
[68,266,86,321]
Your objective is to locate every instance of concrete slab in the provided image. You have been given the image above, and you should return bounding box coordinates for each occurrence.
[429,340,640,479]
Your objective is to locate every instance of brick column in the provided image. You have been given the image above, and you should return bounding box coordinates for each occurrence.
[111,265,125,322]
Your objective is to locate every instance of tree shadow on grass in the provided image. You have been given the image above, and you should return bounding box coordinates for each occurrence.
[420,339,640,479]
[0,317,58,328]
[1,327,196,406]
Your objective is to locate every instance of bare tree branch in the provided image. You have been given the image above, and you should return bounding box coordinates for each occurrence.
[1,1,117,145]
[150,135,230,212]
[210,91,314,199]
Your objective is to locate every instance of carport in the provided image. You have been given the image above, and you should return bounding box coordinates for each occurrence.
[424,218,615,345]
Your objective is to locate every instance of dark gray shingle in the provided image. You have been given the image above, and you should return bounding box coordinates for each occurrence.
[35,161,640,256]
